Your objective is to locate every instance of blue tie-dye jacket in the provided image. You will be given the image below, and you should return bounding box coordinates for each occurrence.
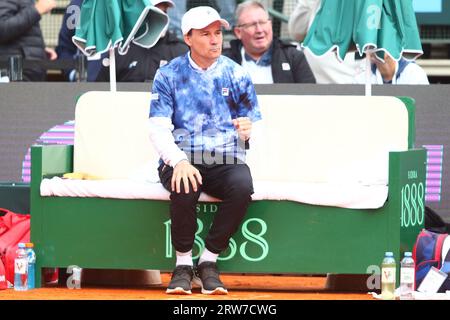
[150,53,261,161]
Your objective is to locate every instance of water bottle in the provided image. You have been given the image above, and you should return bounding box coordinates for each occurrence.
[400,252,415,300]
[14,243,28,291]
[381,251,396,300]
[25,243,36,289]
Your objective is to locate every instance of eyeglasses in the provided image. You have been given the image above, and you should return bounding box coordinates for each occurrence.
[237,19,271,31]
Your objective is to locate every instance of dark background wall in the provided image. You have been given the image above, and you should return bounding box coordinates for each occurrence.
[0,83,448,220]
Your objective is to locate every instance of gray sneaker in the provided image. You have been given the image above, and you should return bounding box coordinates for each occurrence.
[194,261,228,295]
[166,265,194,295]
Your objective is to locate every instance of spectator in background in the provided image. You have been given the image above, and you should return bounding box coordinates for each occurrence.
[288,0,365,84]
[168,0,237,39]
[288,0,320,46]
[96,0,188,82]
[55,0,102,82]
[223,0,315,84]
[186,0,220,11]
[355,52,429,85]
[288,0,429,85]
[0,0,58,81]
[167,0,186,39]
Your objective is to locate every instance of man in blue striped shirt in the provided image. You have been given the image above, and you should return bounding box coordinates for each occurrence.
[149,6,261,295]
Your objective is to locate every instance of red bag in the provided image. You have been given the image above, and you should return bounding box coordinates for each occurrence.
[0,258,6,290]
[0,208,30,289]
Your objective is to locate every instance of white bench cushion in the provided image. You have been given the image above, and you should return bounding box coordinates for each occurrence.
[40,177,388,209]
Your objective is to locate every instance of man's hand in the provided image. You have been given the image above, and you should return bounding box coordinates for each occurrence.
[171,160,202,194]
[45,47,57,60]
[232,117,252,141]
[370,52,396,83]
[35,0,57,15]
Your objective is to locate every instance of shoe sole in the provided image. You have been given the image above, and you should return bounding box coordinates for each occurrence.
[193,276,228,295]
[166,287,192,295]
[201,287,228,295]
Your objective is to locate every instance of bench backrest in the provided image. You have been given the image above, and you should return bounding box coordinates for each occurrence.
[74,92,158,179]
[74,92,410,185]
[246,95,409,184]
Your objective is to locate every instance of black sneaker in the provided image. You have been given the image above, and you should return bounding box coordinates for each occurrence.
[166,265,194,295]
[194,261,228,295]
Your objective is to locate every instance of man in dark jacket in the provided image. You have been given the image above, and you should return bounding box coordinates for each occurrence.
[223,0,315,84]
[95,31,188,82]
[55,0,102,81]
[0,0,57,81]
[96,0,188,82]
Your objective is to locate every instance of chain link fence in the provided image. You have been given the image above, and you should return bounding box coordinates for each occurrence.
[40,0,70,47]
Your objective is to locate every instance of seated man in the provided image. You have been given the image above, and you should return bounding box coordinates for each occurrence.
[223,0,315,84]
[96,0,188,82]
[55,0,102,82]
[149,6,261,295]
[354,52,429,85]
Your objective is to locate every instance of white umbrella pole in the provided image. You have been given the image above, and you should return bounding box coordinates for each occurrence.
[109,47,117,92]
[365,55,372,97]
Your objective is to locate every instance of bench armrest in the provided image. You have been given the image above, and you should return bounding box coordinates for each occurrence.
[388,148,427,252]
[31,145,74,182]
[30,144,74,215]
[30,145,74,263]
[388,148,426,203]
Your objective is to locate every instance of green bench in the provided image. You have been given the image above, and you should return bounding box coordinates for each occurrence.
[30,92,426,287]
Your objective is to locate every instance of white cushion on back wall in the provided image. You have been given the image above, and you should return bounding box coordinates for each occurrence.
[246,95,408,185]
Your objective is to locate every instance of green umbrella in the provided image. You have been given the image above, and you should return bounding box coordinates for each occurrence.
[72,0,122,57]
[72,0,169,91]
[120,0,170,54]
[303,0,423,61]
[302,0,423,94]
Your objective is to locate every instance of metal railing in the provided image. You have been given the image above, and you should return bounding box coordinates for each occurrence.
[0,56,86,82]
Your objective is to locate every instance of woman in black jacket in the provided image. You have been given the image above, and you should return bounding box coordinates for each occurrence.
[0,0,56,81]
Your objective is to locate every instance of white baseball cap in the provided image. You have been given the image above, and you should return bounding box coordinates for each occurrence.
[152,0,175,7]
[181,6,230,35]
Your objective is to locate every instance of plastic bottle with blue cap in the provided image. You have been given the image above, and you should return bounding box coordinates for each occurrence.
[25,243,36,289]
[381,251,396,300]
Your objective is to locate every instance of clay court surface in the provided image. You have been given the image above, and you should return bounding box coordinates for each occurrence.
[0,273,374,300]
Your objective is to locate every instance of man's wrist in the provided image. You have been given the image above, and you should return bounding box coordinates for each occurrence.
[172,158,189,168]
[239,134,250,141]
[381,73,394,83]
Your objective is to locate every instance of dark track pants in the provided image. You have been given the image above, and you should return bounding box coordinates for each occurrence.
[158,161,253,254]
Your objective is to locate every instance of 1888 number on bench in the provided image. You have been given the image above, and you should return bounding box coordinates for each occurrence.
[164,208,269,262]
[401,182,425,228]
